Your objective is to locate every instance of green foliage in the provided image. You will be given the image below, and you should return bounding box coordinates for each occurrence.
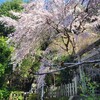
[0,37,13,99]
[57,55,74,84]
[7,50,41,91]
[59,96,69,100]
[80,74,99,100]
[0,22,15,37]
[27,93,37,100]
[59,68,74,84]
[53,55,74,63]
[19,52,41,78]
[45,55,75,86]
[0,0,23,19]
[20,57,34,77]
[45,74,54,86]
[9,91,24,100]
[9,92,38,100]
[0,37,13,77]
[45,96,69,100]
[40,40,50,50]
[0,88,11,99]
[46,98,57,100]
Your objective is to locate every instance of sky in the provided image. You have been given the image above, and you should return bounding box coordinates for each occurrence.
[0,0,6,4]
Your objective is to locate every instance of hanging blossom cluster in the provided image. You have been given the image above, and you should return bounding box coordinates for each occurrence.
[0,16,17,28]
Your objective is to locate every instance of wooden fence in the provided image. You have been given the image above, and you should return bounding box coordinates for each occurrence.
[46,77,77,98]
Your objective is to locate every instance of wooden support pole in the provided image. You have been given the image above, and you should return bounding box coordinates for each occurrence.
[41,85,44,100]
[78,55,83,80]
[78,55,86,94]
[74,76,77,95]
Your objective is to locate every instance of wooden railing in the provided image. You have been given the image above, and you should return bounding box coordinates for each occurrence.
[46,77,77,98]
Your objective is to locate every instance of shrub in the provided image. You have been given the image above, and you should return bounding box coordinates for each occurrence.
[0,22,15,37]
[80,74,99,100]
[9,91,24,100]
[27,93,37,100]
[0,37,13,77]
[0,0,23,19]
[0,88,11,99]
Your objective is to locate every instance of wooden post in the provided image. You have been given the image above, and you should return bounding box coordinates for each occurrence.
[74,76,77,95]
[78,55,83,80]
[67,84,69,96]
[69,83,71,96]
[66,84,68,96]
[41,85,44,100]
[72,82,74,95]
[78,55,86,94]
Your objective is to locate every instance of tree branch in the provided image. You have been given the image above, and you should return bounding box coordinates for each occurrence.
[34,59,100,75]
